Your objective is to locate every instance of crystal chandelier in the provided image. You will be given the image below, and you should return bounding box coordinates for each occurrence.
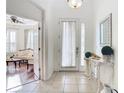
[67,0,83,8]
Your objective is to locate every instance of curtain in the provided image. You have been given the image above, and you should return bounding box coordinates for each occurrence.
[80,23,85,66]
[62,21,76,67]
[25,30,34,49]
[6,29,17,53]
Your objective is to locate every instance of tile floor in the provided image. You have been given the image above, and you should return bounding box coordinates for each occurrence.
[7,72,98,93]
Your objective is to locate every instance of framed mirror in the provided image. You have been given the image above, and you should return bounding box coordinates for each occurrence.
[100,13,112,47]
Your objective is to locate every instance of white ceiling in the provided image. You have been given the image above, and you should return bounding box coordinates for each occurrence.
[29,0,92,11]
[29,0,52,10]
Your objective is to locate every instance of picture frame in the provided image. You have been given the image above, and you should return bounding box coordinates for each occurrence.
[100,13,112,47]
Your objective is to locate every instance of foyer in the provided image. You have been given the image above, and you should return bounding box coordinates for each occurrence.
[6,0,118,93]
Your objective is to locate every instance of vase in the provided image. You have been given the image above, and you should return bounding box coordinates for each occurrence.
[103,55,112,63]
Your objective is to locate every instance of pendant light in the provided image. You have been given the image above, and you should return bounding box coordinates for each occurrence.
[67,0,83,8]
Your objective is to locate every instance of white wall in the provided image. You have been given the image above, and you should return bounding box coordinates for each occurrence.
[93,0,118,89]
[17,28,25,50]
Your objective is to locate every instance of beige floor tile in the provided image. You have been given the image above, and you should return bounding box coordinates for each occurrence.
[64,85,78,93]
[78,84,97,93]
[32,87,48,93]
[52,82,65,87]
[53,77,65,82]
[64,78,77,84]
[65,76,77,80]
[77,78,92,84]
[48,89,63,93]
[52,79,65,85]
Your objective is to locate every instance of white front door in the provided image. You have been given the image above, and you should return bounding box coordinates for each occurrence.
[59,19,80,71]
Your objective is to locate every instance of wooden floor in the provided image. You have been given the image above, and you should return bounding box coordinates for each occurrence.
[6,62,38,90]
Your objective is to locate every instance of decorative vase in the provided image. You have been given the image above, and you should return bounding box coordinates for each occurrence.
[101,46,113,55]
[103,55,113,63]
[85,52,92,58]
[101,46,114,63]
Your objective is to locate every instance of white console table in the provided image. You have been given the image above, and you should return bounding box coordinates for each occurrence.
[85,58,114,93]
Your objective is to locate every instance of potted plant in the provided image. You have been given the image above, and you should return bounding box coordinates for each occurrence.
[85,52,92,58]
[101,46,114,62]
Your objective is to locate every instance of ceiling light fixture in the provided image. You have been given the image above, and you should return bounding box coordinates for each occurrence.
[10,16,24,24]
[67,0,83,8]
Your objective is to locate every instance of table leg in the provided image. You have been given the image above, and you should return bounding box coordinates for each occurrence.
[7,61,8,66]
[27,60,29,70]
[19,61,21,67]
[14,62,16,69]
[97,64,101,93]
[88,62,92,80]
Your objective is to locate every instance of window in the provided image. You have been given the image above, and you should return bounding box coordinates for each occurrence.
[6,29,17,53]
[80,23,85,66]
[25,30,34,49]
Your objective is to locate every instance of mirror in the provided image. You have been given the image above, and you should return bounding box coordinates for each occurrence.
[100,13,112,47]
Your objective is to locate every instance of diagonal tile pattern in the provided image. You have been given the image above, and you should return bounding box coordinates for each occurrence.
[7,72,98,93]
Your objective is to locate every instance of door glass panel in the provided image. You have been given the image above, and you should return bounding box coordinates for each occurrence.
[81,23,85,66]
[62,21,76,67]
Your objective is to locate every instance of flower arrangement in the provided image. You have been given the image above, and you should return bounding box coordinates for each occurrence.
[85,52,92,58]
[101,46,113,55]
[101,46,114,62]
[85,51,101,59]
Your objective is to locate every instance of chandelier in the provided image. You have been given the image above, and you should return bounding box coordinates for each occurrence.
[67,0,83,8]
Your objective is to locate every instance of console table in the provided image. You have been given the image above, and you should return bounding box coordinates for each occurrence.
[90,58,114,93]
